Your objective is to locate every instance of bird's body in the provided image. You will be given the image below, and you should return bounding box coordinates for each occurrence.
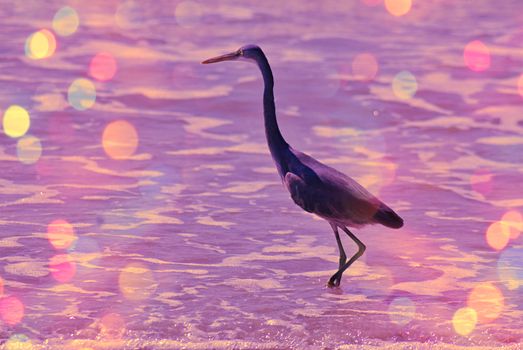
[282,147,402,229]
[203,44,403,287]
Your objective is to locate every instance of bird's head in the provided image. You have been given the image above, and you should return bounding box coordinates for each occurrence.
[202,44,262,64]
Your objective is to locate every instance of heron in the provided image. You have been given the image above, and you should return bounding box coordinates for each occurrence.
[202,45,403,287]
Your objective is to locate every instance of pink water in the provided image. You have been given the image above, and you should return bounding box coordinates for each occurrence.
[0,1,522,349]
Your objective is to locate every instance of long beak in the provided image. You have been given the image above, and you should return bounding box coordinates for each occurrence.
[202,51,240,64]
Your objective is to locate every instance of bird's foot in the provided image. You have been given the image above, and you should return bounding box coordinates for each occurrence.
[327,281,338,288]
[327,273,341,288]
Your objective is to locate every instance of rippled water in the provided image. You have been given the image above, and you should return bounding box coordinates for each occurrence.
[1,1,522,349]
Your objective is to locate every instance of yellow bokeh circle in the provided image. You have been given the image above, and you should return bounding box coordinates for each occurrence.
[3,105,30,138]
[452,307,477,336]
[5,334,32,350]
[385,0,412,16]
[25,29,56,59]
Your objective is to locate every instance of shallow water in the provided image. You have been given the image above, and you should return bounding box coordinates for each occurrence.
[0,0,522,349]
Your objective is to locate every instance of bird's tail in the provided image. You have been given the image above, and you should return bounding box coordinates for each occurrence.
[373,203,403,229]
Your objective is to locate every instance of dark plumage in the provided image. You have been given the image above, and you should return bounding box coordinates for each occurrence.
[203,45,403,287]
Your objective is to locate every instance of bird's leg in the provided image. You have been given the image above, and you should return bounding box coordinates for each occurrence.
[328,223,347,288]
[328,227,366,287]
[331,223,347,269]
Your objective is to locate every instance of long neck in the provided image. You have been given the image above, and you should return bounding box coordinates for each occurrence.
[256,53,288,157]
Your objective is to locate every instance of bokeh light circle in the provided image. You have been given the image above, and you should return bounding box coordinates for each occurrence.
[17,135,42,164]
[102,120,139,159]
[352,53,379,82]
[89,52,117,81]
[392,70,417,100]
[486,221,510,251]
[467,283,504,324]
[47,219,76,250]
[501,210,522,240]
[52,7,79,36]
[464,40,491,72]
[5,334,32,350]
[49,254,76,283]
[100,313,125,339]
[68,78,96,110]
[25,29,56,60]
[497,247,523,290]
[0,296,25,325]
[452,307,477,336]
[118,262,156,300]
[3,105,30,138]
[388,297,416,325]
[384,0,412,16]
[175,1,203,28]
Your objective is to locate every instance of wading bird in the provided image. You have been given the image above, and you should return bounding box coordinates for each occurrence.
[202,45,403,287]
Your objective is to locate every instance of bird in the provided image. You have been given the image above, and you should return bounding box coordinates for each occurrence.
[202,45,403,287]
